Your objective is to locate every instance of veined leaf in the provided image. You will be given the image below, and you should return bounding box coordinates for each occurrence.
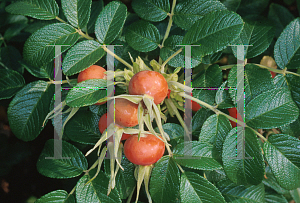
[125,20,160,52]
[23,23,80,68]
[173,0,227,30]
[35,190,75,203]
[36,139,88,179]
[0,46,23,74]
[132,0,170,22]
[215,81,235,109]
[7,81,54,141]
[245,87,299,129]
[61,0,91,28]
[62,40,106,76]
[263,134,300,190]
[222,127,265,185]
[5,0,59,20]
[150,156,180,203]
[0,69,25,100]
[182,10,243,57]
[274,18,300,69]
[192,108,214,136]
[95,1,127,44]
[180,172,226,203]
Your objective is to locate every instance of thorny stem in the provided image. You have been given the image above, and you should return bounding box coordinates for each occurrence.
[179,92,268,142]
[161,0,177,47]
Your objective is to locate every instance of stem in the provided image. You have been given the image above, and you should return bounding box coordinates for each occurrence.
[47,79,77,85]
[220,64,235,70]
[176,163,185,173]
[56,16,68,24]
[77,29,94,40]
[102,45,134,71]
[161,48,183,73]
[68,185,76,196]
[286,70,300,77]
[161,0,177,47]
[255,64,283,74]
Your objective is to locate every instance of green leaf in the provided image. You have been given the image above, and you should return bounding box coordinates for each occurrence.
[61,0,91,28]
[182,10,243,57]
[62,40,106,76]
[95,1,127,44]
[76,169,121,203]
[180,172,226,203]
[222,127,265,185]
[173,0,227,30]
[23,23,80,68]
[263,134,300,190]
[125,20,160,52]
[265,193,288,203]
[263,166,289,194]
[36,190,75,203]
[19,60,54,79]
[132,0,170,22]
[36,139,88,179]
[236,0,269,17]
[231,19,275,59]
[286,74,300,109]
[217,179,265,202]
[228,64,274,105]
[220,0,241,11]
[65,79,110,107]
[279,116,300,138]
[201,51,222,65]
[149,156,180,203]
[199,114,232,161]
[86,0,104,34]
[64,110,101,145]
[268,3,295,38]
[245,87,299,129]
[7,81,54,141]
[160,35,202,68]
[113,40,140,70]
[89,104,107,115]
[215,81,235,109]
[192,64,223,106]
[290,188,300,203]
[0,69,25,100]
[5,0,59,20]
[204,169,227,184]
[4,23,27,41]
[192,108,214,136]
[274,18,300,69]
[114,155,136,199]
[0,46,23,74]
[173,141,222,170]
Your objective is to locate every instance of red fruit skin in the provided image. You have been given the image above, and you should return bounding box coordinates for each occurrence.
[228,107,242,127]
[109,98,139,127]
[128,70,168,105]
[270,71,276,78]
[124,133,165,166]
[99,113,131,141]
[192,101,201,111]
[77,65,107,105]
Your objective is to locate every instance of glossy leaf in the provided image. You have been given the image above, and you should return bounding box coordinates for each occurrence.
[286,74,300,109]
[236,0,269,16]
[65,79,110,107]
[268,3,295,38]
[36,139,88,179]
[19,60,54,80]
[279,116,300,138]
[199,114,232,161]
[125,20,160,52]
[132,0,170,22]
[61,0,91,28]
[274,18,300,69]
[23,23,80,68]
[265,193,288,203]
[222,127,265,185]
[263,134,300,190]
[173,141,222,170]
[64,110,101,145]
[220,0,241,11]
[150,156,180,203]
[263,166,289,195]
[180,172,226,203]
[5,0,59,20]
[7,81,54,141]
[217,179,265,202]
[113,40,140,70]
[62,40,106,76]
[232,19,275,59]
[0,69,25,100]
[76,169,121,203]
[245,87,299,129]
[192,108,214,136]
[86,0,104,33]
[182,10,243,57]
[36,190,75,203]
[95,1,127,44]
[173,0,227,30]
